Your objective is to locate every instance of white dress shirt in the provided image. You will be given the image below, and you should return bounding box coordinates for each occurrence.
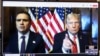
[62,31,80,53]
[18,31,30,52]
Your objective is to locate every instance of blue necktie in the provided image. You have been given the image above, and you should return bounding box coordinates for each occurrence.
[20,36,25,53]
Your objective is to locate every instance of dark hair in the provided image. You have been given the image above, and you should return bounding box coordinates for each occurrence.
[16,11,31,21]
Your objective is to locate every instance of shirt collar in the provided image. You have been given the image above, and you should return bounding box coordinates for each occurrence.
[68,31,78,40]
[18,31,30,39]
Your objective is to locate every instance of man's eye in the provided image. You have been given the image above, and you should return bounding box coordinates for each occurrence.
[16,19,29,22]
[16,19,21,21]
[75,22,79,24]
[23,19,29,21]
[68,22,73,24]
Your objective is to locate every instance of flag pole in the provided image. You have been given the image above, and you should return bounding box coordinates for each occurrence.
[64,8,67,31]
[35,7,39,33]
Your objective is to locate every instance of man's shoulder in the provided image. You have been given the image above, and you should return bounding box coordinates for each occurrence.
[55,31,67,36]
[30,31,41,36]
[78,32,90,42]
[30,31,42,39]
[10,32,18,38]
[80,32,89,38]
[54,31,67,40]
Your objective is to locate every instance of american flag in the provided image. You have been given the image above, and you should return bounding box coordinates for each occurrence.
[28,7,53,53]
[28,7,72,53]
[66,8,73,14]
[46,7,65,45]
[37,7,53,53]
[28,7,37,32]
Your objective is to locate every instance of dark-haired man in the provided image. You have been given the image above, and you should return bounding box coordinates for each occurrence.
[4,11,45,53]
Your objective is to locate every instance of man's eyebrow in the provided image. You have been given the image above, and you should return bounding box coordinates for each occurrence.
[16,19,21,20]
[16,19,29,21]
[16,19,21,21]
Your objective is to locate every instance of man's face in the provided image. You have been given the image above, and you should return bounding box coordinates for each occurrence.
[66,15,80,35]
[16,13,31,33]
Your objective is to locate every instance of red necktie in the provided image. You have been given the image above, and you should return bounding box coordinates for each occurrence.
[71,35,78,53]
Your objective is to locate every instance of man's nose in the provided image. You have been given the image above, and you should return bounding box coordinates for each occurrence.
[20,20,24,25]
[72,23,76,28]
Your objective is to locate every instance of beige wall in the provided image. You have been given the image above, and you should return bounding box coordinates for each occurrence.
[97,0,100,2]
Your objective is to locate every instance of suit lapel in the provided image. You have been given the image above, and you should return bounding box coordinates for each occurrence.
[78,33,83,52]
[66,31,75,45]
[25,31,35,53]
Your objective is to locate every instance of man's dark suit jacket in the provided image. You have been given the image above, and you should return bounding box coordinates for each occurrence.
[4,31,45,53]
[51,30,90,53]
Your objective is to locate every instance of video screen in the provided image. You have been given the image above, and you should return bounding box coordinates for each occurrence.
[2,1,98,56]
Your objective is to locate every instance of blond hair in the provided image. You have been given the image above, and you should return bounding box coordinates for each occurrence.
[66,13,80,22]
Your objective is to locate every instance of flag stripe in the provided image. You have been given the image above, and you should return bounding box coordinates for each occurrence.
[38,19,53,45]
[49,21,57,34]
[54,10,64,30]
[38,20,45,32]
[37,10,54,46]
[46,30,54,43]
[37,8,54,52]
[42,16,48,25]
[47,12,52,19]
[30,26,35,32]
[48,25,55,38]
[38,19,53,49]
[45,12,52,23]
[28,9,37,32]
[37,24,53,50]
[53,14,63,31]
[51,17,61,33]
[45,32,53,45]
[45,43,50,51]
[31,21,37,32]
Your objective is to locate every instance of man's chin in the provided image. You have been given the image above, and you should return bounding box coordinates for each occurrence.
[19,30,25,32]
[18,30,26,33]
[72,32,78,35]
